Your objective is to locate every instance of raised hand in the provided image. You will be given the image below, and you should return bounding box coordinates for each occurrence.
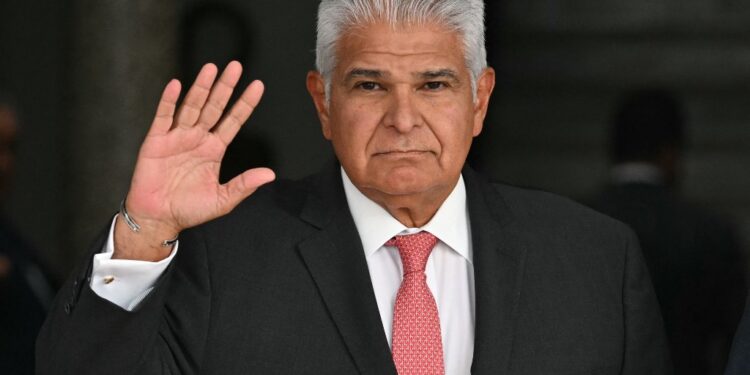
[114,61,275,261]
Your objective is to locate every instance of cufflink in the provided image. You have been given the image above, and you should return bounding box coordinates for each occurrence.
[103,275,115,284]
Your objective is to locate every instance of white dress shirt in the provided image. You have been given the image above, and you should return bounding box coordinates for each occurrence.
[91,169,475,374]
[341,170,475,374]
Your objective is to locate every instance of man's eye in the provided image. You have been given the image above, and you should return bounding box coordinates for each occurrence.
[357,82,381,91]
[423,81,446,90]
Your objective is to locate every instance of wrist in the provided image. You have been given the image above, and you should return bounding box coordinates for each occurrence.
[119,199,179,246]
[113,200,180,261]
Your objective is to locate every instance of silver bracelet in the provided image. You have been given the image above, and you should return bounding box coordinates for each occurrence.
[162,235,178,248]
[119,199,141,232]
[119,199,178,247]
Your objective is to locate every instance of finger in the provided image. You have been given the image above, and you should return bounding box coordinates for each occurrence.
[173,63,218,129]
[195,61,243,131]
[214,80,264,145]
[220,167,276,213]
[148,79,182,136]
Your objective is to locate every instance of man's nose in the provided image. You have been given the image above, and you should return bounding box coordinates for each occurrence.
[383,87,421,133]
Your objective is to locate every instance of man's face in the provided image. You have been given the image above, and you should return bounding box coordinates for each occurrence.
[308,22,494,203]
[0,106,17,197]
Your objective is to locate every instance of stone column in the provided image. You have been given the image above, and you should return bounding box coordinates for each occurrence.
[65,0,177,268]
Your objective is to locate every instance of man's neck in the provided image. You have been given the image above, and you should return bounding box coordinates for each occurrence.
[361,184,457,228]
[341,169,470,259]
[340,168,459,228]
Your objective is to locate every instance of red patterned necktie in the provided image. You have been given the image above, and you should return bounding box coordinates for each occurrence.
[386,231,445,375]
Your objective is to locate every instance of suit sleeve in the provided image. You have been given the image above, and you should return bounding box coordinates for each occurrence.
[89,215,178,311]
[620,227,673,375]
[725,294,750,375]
[36,224,211,375]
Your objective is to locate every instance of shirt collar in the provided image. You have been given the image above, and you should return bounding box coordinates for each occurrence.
[610,162,664,185]
[341,168,472,263]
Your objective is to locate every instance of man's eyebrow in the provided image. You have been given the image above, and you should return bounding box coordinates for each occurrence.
[417,69,460,81]
[344,68,386,81]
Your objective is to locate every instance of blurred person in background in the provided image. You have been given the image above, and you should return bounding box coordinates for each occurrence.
[590,89,747,375]
[0,92,56,375]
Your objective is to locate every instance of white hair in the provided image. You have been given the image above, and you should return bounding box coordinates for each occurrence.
[315,0,487,98]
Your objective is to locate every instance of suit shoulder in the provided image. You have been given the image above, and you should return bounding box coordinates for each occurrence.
[482,182,640,275]
[491,182,634,238]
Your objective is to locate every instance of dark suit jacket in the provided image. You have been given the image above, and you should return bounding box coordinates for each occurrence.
[37,164,670,374]
[726,294,750,374]
[591,183,746,375]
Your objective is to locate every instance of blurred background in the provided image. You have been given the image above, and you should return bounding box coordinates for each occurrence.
[1,0,749,374]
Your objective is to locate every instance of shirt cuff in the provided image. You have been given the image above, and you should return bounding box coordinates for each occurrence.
[89,215,179,311]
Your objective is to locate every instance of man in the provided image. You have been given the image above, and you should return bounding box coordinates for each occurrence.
[727,296,750,374]
[0,95,56,375]
[37,1,671,373]
[590,90,746,375]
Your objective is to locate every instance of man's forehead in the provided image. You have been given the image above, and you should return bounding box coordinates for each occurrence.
[336,22,463,59]
[335,41,467,79]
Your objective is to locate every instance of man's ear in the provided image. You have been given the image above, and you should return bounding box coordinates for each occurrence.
[472,67,495,137]
[306,71,332,140]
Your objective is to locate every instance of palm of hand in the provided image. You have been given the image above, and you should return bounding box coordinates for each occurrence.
[125,62,274,233]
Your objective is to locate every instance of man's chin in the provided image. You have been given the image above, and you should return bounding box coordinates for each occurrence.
[368,169,438,197]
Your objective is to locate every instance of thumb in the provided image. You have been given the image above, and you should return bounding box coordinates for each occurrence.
[221,167,276,212]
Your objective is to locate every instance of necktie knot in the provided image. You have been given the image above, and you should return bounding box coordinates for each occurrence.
[386,231,438,274]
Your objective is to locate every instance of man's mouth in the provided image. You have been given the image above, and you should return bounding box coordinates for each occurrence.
[373,150,430,156]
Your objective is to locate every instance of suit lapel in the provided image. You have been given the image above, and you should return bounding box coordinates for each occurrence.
[296,163,398,375]
[294,164,526,374]
[464,168,528,374]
